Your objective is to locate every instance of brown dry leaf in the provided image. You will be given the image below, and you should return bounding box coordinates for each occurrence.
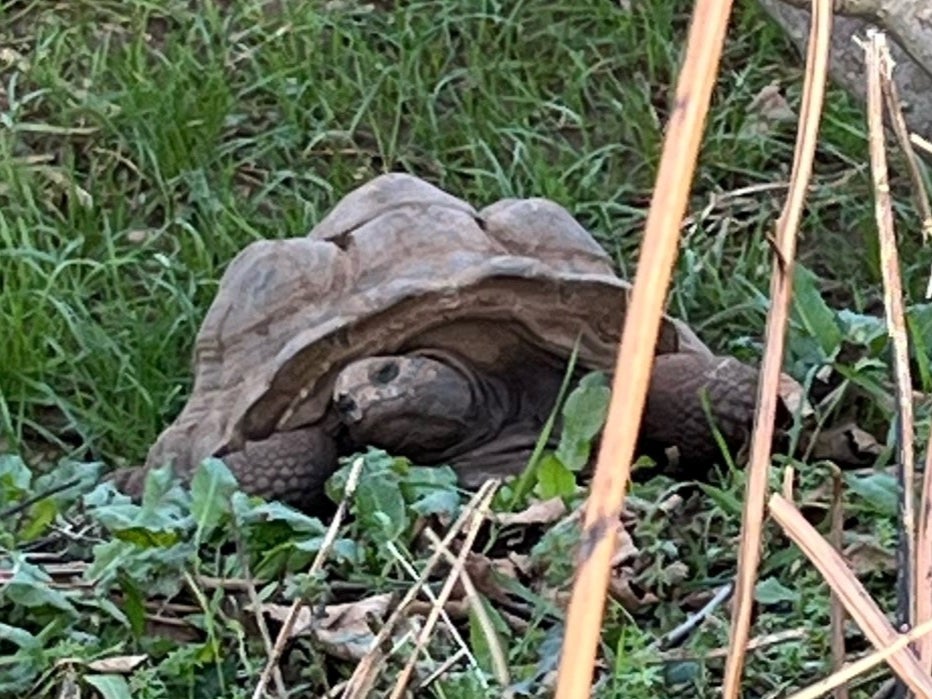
[263,593,393,661]
[779,371,813,418]
[744,83,797,136]
[492,497,567,526]
[608,569,659,610]
[610,525,640,567]
[843,536,896,576]
[464,552,518,604]
[810,422,884,466]
[86,654,148,673]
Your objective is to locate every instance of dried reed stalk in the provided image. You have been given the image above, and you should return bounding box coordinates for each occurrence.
[553,1,736,695]
[722,1,833,695]
[863,31,919,668]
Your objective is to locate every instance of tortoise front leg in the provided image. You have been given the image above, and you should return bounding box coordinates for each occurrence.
[110,427,338,512]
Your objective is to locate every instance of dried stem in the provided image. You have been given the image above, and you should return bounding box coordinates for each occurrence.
[721,1,833,695]
[552,1,736,695]
[863,29,918,662]
[252,455,365,699]
[770,493,932,697]
[830,467,851,699]
[341,479,499,699]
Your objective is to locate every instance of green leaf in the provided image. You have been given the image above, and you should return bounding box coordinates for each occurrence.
[535,454,576,500]
[409,489,461,517]
[844,471,898,516]
[468,595,509,676]
[84,674,132,699]
[1,556,77,614]
[401,465,460,516]
[755,577,800,605]
[696,482,742,518]
[235,497,326,534]
[0,455,32,505]
[907,304,932,391]
[354,473,408,543]
[0,622,39,650]
[556,371,610,471]
[19,498,59,541]
[190,457,239,539]
[791,264,842,357]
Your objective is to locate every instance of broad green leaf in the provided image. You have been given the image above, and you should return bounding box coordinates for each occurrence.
[1,556,77,614]
[408,489,461,517]
[845,471,898,516]
[354,473,407,542]
[556,372,610,471]
[0,455,32,505]
[535,454,576,500]
[234,497,326,534]
[84,674,132,699]
[837,309,886,347]
[0,622,39,650]
[791,265,842,356]
[755,576,800,605]
[19,498,58,541]
[402,465,460,516]
[191,457,239,539]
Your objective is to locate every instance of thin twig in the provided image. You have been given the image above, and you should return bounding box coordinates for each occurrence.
[341,480,499,699]
[830,467,851,699]
[769,493,932,697]
[384,539,481,680]
[252,456,365,699]
[722,1,833,695]
[388,485,497,699]
[235,522,286,696]
[657,628,807,662]
[784,617,932,699]
[863,29,918,658]
[878,57,932,243]
[423,528,510,685]
[553,1,737,694]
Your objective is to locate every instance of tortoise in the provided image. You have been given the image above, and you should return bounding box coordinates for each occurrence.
[115,173,770,511]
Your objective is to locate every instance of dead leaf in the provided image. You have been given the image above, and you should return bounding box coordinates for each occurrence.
[610,525,639,567]
[744,83,797,136]
[86,654,148,673]
[263,593,394,661]
[779,371,813,419]
[464,553,518,604]
[492,497,567,526]
[810,421,884,465]
[844,535,896,575]
[608,570,659,610]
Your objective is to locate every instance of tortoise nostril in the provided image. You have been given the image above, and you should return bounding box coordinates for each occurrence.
[372,361,399,385]
[335,394,358,417]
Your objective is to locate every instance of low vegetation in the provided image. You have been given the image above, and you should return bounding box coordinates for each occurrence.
[1,0,930,696]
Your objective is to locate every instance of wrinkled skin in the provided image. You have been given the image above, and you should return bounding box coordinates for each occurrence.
[333,354,509,458]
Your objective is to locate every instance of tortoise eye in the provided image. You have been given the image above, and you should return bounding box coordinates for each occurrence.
[372,361,399,385]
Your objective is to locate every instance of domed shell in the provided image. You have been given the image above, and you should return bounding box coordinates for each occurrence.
[145,173,694,477]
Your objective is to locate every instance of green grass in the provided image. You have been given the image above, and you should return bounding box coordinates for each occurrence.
[1,0,930,696]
